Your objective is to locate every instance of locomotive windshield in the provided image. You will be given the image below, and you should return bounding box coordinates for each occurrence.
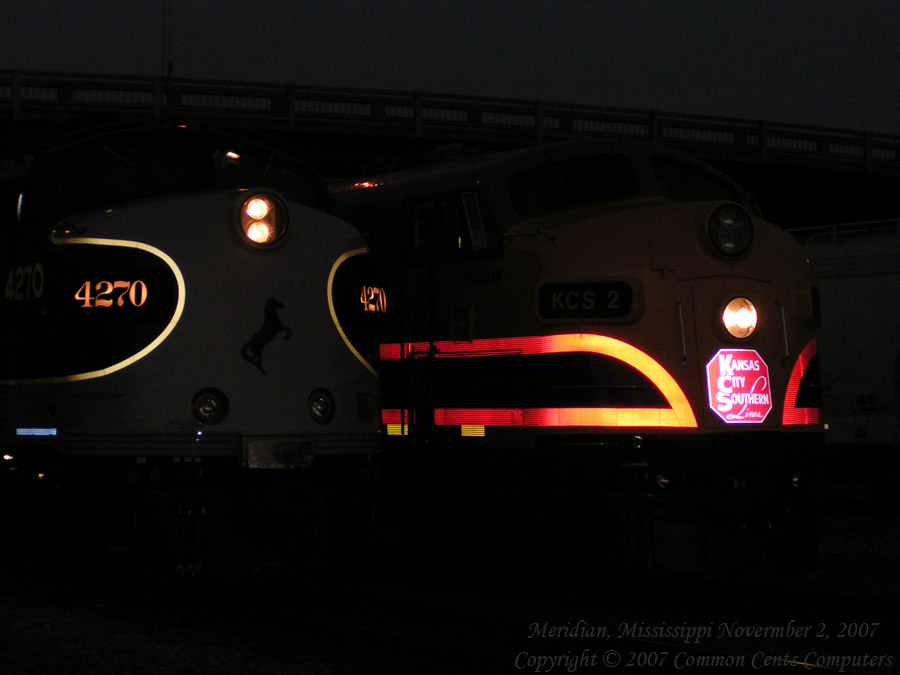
[22,127,324,230]
[507,152,745,218]
[652,157,743,203]
[508,155,640,216]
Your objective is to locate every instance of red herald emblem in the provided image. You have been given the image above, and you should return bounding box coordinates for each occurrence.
[706,349,772,424]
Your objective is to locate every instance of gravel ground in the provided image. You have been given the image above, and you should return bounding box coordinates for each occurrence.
[2,475,899,675]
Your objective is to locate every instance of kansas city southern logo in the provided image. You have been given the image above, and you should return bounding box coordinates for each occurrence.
[706,348,772,424]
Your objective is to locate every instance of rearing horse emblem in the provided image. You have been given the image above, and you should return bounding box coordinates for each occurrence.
[241,297,292,374]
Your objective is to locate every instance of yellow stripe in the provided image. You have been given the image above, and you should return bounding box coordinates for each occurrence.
[326,247,379,377]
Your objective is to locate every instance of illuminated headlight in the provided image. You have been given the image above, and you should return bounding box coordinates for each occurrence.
[708,204,752,256]
[723,297,758,338]
[239,193,287,246]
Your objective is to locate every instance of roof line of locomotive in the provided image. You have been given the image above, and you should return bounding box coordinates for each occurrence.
[0,121,337,211]
[327,136,757,215]
[1,121,759,222]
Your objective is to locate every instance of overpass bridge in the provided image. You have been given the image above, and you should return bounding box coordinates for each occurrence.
[3,70,900,227]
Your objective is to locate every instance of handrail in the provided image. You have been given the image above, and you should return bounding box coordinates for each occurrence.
[3,70,900,170]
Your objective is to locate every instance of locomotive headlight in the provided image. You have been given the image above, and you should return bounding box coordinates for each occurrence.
[723,297,758,338]
[708,204,753,256]
[245,197,270,220]
[308,388,335,424]
[246,221,272,244]
[191,388,229,424]
[239,193,287,246]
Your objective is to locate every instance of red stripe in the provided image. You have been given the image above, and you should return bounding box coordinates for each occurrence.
[782,338,823,426]
[378,334,698,429]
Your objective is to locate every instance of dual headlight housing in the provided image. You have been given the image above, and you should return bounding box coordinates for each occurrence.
[708,203,753,257]
[239,192,288,246]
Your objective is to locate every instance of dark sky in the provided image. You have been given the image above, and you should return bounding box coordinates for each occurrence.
[4,0,900,135]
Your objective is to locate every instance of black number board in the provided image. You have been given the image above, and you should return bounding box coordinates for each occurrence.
[538,282,632,319]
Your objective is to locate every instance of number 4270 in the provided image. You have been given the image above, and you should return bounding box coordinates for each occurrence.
[75,280,148,308]
[360,285,387,313]
[4,264,44,302]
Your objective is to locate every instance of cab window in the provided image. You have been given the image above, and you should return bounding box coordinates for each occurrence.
[29,129,323,229]
[652,157,742,203]
[32,136,211,227]
[508,155,640,216]
[343,191,497,268]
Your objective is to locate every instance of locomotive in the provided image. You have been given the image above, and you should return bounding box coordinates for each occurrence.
[2,125,823,576]
[1,125,382,574]
[329,139,824,574]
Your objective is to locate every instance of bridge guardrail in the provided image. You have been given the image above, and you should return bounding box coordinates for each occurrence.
[3,70,900,170]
